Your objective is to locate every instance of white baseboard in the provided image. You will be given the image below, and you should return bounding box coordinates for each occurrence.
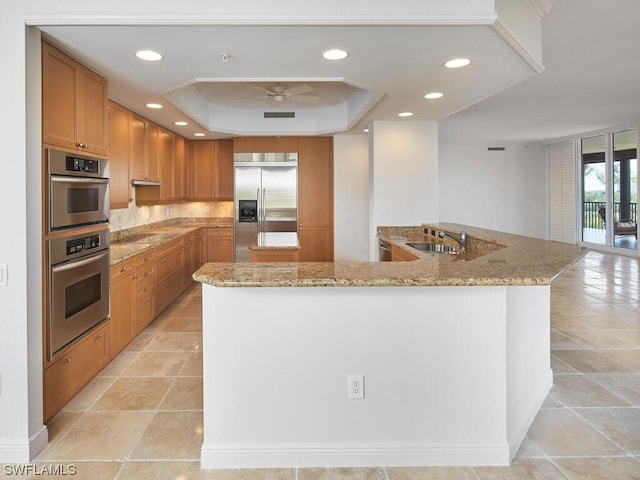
[201,442,510,469]
[0,425,48,463]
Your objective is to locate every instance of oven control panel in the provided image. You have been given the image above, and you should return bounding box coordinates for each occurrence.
[66,156,100,175]
[66,234,101,255]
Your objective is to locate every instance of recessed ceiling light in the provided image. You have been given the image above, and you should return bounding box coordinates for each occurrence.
[444,58,471,68]
[194,132,206,137]
[424,92,444,99]
[363,128,369,133]
[135,50,163,62]
[322,49,349,61]
[174,121,188,126]
[398,112,414,117]
[145,103,163,109]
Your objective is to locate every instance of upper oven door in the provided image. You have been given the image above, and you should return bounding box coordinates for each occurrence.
[49,175,109,231]
[49,248,110,357]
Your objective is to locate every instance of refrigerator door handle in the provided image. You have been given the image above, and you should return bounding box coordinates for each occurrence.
[262,187,266,233]
[256,187,261,233]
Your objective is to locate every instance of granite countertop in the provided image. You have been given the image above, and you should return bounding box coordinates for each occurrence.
[110,217,232,265]
[193,223,587,288]
[249,232,300,250]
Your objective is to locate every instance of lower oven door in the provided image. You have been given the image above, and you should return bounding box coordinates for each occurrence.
[50,249,110,358]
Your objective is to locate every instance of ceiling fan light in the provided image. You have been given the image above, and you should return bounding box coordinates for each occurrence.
[444,58,471,68]
[135,50,163,62]
[322,49,349,61]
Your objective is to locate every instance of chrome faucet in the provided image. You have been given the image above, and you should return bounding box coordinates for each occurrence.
[438,230,467,252]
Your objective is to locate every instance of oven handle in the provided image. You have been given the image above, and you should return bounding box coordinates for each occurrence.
[50,175,109,185]
[51,250,109,273]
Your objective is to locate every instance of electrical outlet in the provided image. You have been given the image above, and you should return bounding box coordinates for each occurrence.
[348,374,364,400]
[0,264,7,287]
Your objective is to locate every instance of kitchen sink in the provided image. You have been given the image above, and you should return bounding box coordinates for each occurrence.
[406,243,459,254]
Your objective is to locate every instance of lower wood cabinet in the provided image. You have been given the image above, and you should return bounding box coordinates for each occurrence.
[109,258,136,356]
[251,250,300,262]
[44,322,109,421]
[155,238,185,314]
[204,228,234,262]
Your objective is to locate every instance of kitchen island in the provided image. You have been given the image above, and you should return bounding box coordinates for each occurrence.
[194,224,585,469]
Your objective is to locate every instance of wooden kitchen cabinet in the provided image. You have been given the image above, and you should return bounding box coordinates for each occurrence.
[298,136,334,261]
[188,140,234,200]
[155,238,185,314]
[159,128,175,201]
[173,136,187,201]
[130,117,160,183]
[205,228,234,262]
[109,258,136,356]
[133,251,156,334]
[44,322,109,421]
[183,230,203,289]
[233,136,299,153]
[42,41,108,156]
[107,101,132,209]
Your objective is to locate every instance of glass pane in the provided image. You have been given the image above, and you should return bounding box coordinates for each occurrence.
[612,129,637,250]
[582,135,606,245]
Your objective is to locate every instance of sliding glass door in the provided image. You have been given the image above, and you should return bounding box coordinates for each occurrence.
[581,129,637,251]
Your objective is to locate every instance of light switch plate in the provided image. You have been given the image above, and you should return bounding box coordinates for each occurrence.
[0,264,7,287]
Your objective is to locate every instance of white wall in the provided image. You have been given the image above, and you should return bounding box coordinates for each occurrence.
[333,135,370,262]
[438,142,548,239]
[369,121,439,259]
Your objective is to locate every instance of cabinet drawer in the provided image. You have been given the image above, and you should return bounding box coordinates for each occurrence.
[155,273,183,313]
[155,238,182,258]
[134,274,155,295]
[156,249,182,280]
[207,228,234,238]
[44,322,109,421]
[111,258,135,283]
[134,249,156,267]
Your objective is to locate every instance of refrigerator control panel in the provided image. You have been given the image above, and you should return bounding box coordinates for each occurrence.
[238,200,257,222]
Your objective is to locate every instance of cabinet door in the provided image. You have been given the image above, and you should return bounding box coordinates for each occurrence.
[159,129,174,200]
[214,139,234,200]
[77,65,108,156]
[42,42,77,150]
[298,137,334,261]
[173,136,187,201]
[129,115,147,180]
[145,122,160,182]
[189,141,215,199]
[206,229,234,262]
[107,102,131,209]
[109,263,135,356]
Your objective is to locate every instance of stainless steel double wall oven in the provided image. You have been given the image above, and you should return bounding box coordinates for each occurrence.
[47,149,110,359]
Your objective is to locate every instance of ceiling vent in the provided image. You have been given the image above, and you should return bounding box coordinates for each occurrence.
[487,146,506,151]
[264,112,296,119]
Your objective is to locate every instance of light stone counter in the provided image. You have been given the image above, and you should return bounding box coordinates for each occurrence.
[249,232,300,250]
[194,223,586,287]
[196,224,587,469]
[110,217,232,265]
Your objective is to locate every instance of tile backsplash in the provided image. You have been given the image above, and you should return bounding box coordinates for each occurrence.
[110,200,233,232]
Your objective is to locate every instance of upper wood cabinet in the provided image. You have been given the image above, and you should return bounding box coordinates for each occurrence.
[107,101,132,209]
[159,129,174,201]
[189,140,234,201]
[173,136,187,201]
[129,117,160,183]
[233,136,299,153]
[298,136,334,262]
[42,41,108,156]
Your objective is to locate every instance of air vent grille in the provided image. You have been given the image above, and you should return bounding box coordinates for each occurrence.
[487,146,506,151]
[264,112,295,119]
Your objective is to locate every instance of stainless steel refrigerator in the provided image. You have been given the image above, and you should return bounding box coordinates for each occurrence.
[234,153,298,262]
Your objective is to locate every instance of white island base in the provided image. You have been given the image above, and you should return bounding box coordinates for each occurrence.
[200,284,551,469]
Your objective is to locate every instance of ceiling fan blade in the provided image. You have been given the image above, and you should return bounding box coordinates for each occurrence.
[282,84,314,96]
[249,85,275,94]
[289,94,320,104]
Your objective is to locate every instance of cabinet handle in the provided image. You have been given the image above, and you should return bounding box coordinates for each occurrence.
[63,358,71,364]
[76,142,89,149]
[120,266,128,272]
[143,272,149,278]
[143,287,149,292]
[132,274,138,280]
[162,258,168,263]
[95,333,103,340]
[144,298,151,303]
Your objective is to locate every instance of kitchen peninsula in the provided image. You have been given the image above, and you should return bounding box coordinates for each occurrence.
[194,224,585,469]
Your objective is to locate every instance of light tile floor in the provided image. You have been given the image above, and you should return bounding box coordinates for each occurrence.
[3,250,639,479]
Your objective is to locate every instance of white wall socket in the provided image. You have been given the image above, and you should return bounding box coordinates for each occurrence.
[0,264,7,287]
[348,374,365,400]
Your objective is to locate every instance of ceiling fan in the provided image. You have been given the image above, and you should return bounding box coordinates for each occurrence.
[248,83,320,107]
